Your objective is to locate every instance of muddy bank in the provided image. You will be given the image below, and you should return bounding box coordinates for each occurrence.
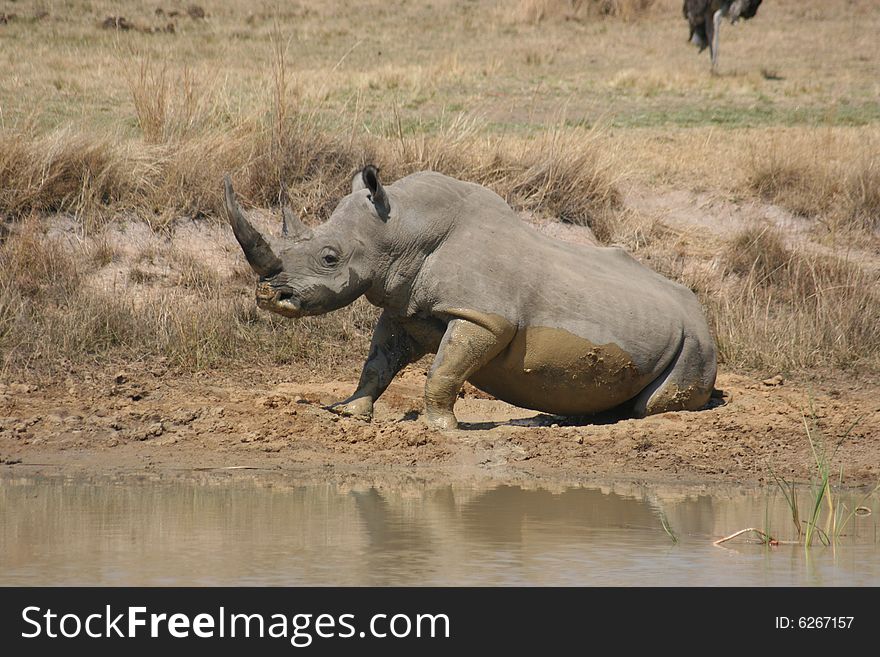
[2,364,878,486]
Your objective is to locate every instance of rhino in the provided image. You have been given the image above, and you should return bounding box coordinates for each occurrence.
[223,166,717,430]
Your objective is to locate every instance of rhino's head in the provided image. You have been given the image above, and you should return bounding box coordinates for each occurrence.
[223,166,392,318]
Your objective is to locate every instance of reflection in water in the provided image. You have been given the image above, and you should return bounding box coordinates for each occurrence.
[0,472,877,586]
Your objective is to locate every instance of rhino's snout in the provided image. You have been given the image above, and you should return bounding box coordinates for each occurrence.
[255,282,304,318]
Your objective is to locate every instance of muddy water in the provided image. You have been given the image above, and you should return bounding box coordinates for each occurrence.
[1,472,877,586]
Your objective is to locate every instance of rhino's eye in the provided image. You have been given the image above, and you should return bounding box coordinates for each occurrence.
[320,248,340,267]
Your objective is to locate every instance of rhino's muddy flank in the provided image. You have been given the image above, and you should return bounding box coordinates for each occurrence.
[470,325,643,416]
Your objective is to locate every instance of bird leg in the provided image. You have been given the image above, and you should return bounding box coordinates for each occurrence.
[710,8,724,72]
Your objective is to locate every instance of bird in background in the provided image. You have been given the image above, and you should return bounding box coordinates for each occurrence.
[683,0,763,72]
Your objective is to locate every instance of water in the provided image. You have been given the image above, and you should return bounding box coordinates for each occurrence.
[1,471,877,586]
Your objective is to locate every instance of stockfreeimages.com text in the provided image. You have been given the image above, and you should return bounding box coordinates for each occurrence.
[21,606,450,646]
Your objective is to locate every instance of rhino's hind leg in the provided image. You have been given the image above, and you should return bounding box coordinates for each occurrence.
[329,312,426,420]
[631,335,716,417]
[424,318,514,430]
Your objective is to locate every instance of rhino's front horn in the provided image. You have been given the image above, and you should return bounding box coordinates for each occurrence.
[223,175,282,277]
[279,186,312,239]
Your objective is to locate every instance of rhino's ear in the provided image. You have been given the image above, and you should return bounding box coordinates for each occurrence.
[359,165,390,221]
[279,186,312,239]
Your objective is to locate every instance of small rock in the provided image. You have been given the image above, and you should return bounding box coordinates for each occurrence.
[169,409,199,425]
[762,374,784,387]
[13,418,39,433]
[132,422,164,441]
[114,372,128,385]
[261,394,290,409]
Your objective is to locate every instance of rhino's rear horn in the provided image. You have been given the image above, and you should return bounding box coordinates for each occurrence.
[279,186,312,239]
[361,165,390,220]
[223,175,282,277]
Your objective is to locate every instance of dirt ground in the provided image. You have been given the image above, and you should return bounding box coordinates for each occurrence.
[2,361,878,487]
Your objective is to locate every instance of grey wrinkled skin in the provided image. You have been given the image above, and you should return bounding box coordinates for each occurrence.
[224,167,717,430]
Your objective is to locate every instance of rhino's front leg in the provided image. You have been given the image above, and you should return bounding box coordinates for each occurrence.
[424,318,513,431]
[329,311,425,420]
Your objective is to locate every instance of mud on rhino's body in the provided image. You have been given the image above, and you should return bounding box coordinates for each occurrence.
[224,167,717,430]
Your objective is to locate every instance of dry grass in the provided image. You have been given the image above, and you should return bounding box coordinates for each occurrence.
[512,0,658,24]
[713,227,879,371]
[721,224,792,282]
[746,133,880,234]
[0,58,621,233]
[0,220,82,312]
[88,236,118,267]
[0,131,140,228]
[124,57,226,146]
